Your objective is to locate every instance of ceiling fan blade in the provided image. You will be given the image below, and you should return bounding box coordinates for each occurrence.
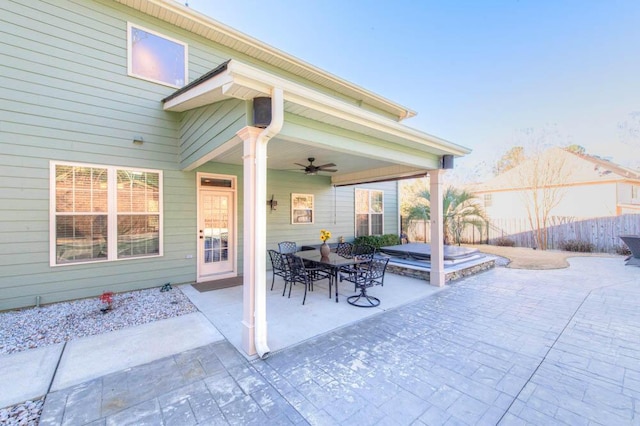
[320,169,338,173]
[316,163,336,169]
[294,163,308,168]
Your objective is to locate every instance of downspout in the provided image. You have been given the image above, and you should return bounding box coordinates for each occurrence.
[254,87,284,359]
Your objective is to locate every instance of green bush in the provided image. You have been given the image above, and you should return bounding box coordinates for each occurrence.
[559,239,595,253]
[353,234,401,249]
[493,237,515,247]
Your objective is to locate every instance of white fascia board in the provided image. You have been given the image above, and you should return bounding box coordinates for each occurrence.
[163,73,234,111]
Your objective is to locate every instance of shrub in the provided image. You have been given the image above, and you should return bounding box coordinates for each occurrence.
[353,234,401,249]
[493,237,515,247]
[559,239,595,253]
[615,245,632,256]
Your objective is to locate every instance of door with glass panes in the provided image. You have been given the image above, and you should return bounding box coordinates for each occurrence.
[197,174,235,280]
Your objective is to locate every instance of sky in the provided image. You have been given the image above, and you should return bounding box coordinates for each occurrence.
[181,0,640,180]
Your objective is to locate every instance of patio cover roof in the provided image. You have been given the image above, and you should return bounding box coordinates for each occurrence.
[162,59,470,185]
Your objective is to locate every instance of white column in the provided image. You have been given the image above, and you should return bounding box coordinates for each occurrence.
[429,169,445,287]
[238,126,263,356]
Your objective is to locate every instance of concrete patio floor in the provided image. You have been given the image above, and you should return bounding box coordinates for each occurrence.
[35,256,640,424]
[181,270,445,357]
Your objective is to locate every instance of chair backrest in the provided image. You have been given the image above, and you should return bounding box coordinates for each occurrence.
[278,241,298,254]
[283,253,307,278]
[336,242,354,258]
[268,249,285,271]
[353,244,376,261]
[365,257,390,282]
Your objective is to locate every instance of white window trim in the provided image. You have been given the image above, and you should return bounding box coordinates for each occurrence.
[50,161,163,267]
[355,188,384,236]
[127,22,188,88]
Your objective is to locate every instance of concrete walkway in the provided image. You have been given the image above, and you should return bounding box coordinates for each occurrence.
[15,257,640,424]
[0,312,224,409]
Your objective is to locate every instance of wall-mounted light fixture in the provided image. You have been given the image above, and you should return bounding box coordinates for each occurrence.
[133,136,144,145]
[267,194,278,211]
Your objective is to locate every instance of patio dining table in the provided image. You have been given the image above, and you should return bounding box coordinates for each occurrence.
[295,250,368,302]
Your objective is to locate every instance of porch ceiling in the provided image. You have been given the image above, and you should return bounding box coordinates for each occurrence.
[212,137,426,183]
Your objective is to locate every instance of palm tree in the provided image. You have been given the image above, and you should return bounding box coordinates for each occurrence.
[405,187,487,245]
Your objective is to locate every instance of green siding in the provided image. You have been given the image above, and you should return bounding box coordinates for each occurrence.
[180,100,247,169]
[0,0,401,310]
[0,0,194,310]
[265,172,398,250]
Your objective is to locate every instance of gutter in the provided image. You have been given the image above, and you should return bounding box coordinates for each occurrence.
[253,87,284,359]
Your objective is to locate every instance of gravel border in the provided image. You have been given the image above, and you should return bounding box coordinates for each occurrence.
[0,285,197,355]
[0,285,198,422]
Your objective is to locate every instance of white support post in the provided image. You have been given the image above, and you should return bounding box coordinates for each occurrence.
[429,169,445,287]
[238,126,263,356]
[237,87,283,358]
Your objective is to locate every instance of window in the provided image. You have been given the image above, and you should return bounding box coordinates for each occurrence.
[127,23,187,87]
[484,193,493,207]
[51,162,162,265]
[355,189,383,237]
[291,193,314,224]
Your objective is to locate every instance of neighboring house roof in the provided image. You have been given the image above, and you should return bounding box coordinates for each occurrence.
[114,0,416,122]
[471,147,640,193]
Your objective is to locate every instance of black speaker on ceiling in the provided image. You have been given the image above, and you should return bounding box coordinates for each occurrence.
[441,155,454,169]
[253,97,272,128]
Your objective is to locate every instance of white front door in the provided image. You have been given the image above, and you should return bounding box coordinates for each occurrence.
[197,174,236,281]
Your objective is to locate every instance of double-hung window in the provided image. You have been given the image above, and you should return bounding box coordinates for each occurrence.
[355,189,384,237]
[51,162,162,265]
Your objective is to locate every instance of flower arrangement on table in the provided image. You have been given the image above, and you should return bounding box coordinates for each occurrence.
[320,229,332,256]
[320,229,332,242]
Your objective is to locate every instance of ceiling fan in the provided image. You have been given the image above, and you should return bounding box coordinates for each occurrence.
[295,157,338,175]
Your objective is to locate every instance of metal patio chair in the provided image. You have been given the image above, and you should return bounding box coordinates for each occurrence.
[340,257,389,308]
[268,249,292,294]
[284,253,332,305]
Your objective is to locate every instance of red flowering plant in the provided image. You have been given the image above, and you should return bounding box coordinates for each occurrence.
[99,291,114,312]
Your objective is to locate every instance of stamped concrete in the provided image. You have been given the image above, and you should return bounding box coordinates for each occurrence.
[37,257,640,424]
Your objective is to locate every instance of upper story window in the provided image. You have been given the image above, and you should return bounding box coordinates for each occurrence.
[484,193,493,207]
[355,189,384,237]
[127,23,187,88]
[51,162,162,266]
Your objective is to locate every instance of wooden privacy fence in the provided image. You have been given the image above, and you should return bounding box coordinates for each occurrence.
[405,214,640,253]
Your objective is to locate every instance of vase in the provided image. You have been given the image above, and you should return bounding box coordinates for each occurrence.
[320,242,331,257]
